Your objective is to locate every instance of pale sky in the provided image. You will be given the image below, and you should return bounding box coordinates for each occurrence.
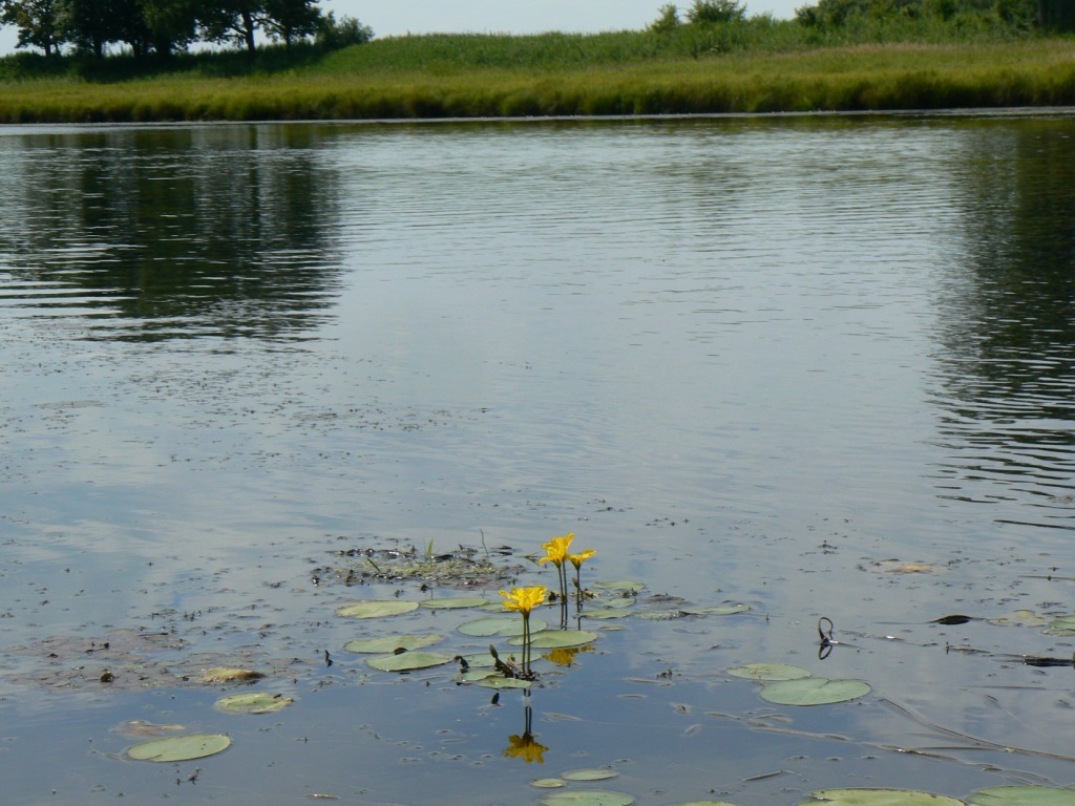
[0,0,802,54]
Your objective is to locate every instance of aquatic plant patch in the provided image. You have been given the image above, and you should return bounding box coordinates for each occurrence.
[805,790,964,806]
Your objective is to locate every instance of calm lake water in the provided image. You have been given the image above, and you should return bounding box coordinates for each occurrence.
[1,113,1074,805]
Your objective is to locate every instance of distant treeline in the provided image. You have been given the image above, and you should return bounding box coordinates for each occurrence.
[1,0,1072,72]
[658,0,1074,32]
[0,0,372,59]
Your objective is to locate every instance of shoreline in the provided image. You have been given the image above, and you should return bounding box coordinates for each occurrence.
[1,39,1073,123]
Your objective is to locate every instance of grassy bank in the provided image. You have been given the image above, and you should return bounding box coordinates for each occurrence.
[1,30,1073,122]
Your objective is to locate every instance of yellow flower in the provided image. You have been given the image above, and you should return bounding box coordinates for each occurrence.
[499,585,548,616]
[537,533,574,567]
[503,732,548,764]
[568,548,595,570]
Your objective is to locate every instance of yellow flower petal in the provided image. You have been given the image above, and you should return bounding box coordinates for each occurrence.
[568,548,595,569]
[499,585,548,615]
[539,533,574,566]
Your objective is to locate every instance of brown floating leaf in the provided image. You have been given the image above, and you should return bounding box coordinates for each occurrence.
[199,667,265,684]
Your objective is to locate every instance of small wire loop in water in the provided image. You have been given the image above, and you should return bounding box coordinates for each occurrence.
[817,616,837,660]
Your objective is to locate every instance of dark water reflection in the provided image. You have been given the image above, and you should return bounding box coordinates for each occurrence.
[2,115,1075,805]
[930,120,1075,527]
[0,125,343,340]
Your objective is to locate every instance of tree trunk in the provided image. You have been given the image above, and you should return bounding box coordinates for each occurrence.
[242,9,256,54]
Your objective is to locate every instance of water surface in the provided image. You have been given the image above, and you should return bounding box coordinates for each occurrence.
[1,114,1074,805]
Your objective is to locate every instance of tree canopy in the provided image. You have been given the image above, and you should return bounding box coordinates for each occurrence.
[0,0,373,58]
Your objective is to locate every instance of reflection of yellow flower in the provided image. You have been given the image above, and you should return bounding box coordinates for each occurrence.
[568,548,595,570]
[537,533,574,567]
[499,585,548,616]
[503,732,548,764]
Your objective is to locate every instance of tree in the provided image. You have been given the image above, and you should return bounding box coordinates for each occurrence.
[649,3,682,31]
[140,0,199,56]
[314,12,372,48]
[58,0,120,57]
[1,0,66,55]
[262,0,320,48]
[200,0,263,55]
[686,0,747,23]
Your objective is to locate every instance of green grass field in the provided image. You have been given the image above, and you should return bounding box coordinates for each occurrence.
[0,26,1073,122]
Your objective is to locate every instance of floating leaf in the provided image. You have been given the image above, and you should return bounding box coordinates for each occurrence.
[540,790,636,806]
[670,802,742,806]
[760,677,870,706]
[459,616,548,637]
[199,667,264,684]
[459,668,505,683]
[806,789,965,806]
[870,560,942,574]
[214,692,293,714]
[968,786,1075,806]
[682,604,751,616]
[989,610,1048,627]
[366,651,453,672]
[335,600,419,619]
[591,596,636,609]
[477,676,533,689]
[593,580,645,593]
[510,630,599,649]
[344,634,443,654]
[634,610,681,620]
[420,596,488,610]
[1042,615,1075,636]
[127,733,232,762]
[581,609,634,620]
[533,779,568,788]
[727,663,812,681]
[930,615,973,625]
[562,769,619,782]
[458,651,496,669]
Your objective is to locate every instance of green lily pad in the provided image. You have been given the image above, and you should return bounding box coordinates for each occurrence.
[127,733,232,762]
[344,634,443,654]
[562,768,619,782]
[458,668,504,683]
[1042,615,1075,636]
[420,596,488,610]
[760,677,870,706]
[458,651,496,669]
[540,790,636,806]
[989,610,1048,627]
[510,630,599,649]
[727,663,812,681]
[634,610,681,620]
[214,692,294,714]
[682,604,751,616]
[670,802,742,806]
[592,580,646,593]
[533,778,568,788]
[336,600,419,619]
[806,789,964,806]
[968,786,1075,806]
[458,616,548,637]
[477,676,533,689]
[366,651,453,672]
[581,609,635,620]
